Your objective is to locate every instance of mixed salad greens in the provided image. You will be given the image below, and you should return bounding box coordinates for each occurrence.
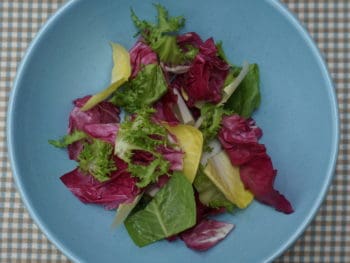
[50,4,293,251]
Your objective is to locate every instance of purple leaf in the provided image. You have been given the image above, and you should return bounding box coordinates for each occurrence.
[219,114,293,214]
[181,219,234,251]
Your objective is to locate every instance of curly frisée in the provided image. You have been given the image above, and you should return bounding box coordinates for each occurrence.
[49,4,293,252]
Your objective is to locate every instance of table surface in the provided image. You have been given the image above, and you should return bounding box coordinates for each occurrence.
[0,1,349,262]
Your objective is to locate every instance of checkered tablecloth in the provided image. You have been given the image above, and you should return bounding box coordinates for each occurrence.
[0,1,349,262]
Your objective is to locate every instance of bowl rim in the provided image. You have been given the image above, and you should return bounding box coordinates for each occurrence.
[7,0,340,262]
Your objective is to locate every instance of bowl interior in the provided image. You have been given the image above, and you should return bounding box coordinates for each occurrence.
[8,0,338,262]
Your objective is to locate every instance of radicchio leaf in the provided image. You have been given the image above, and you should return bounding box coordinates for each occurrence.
[83,123,119,144]
[67,96,120,159]
[157,145,184,171]
[129,41,158,78]
[69,96,119,133]
[177,32,203,49]
[60,157,140,210]
[174,36,230,106]
[219,115,293,214]
[153,89,180,125]
[180,219,234,251]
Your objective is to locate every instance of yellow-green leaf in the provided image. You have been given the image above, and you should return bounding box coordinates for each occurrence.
[81,43,131,111]
[81,77,126,111]
[165,124,203,183]
[110,42,131,83]
[204,151,253,209]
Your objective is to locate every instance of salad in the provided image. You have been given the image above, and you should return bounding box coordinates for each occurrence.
[50,4,293,251]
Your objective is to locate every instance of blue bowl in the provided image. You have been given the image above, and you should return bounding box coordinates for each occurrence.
[7,0,339,262]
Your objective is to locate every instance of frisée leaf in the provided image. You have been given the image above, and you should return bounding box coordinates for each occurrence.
[114,108,173,187]
[78,139,116,182]
[131,4,186,64]
[49,130,87,148]
[110,64,167,113]
[198,103,231,152]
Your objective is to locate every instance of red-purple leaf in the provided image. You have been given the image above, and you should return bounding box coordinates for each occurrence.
[66,96,120,159]
[240,156,293,213]
[129,41,158,78]
[83,123,119,144]
[68,96,119,133]
[180,219,234,251]
[67,141,84,161]
[219,114,293,214]
[156,174,170,188]
[219,115,262,144]
[131,150,155,166]
[219,115,265,165]
[177,32,204,49]
[175,37,230,106]
[153,89,180,125]
[60,157,140,210]
[157,145,184,171]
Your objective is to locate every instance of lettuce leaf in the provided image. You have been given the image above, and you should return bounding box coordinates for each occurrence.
[224,64,260,117]
[78,139,116,182]
[110,64,167,113]
[194,165,234,212]
[128,158,170,188]
[124,172,196,247]
[131,4,186,64]
[49,130,87,148]
[199,103,231,152]
[115,108,168,161]
[114,108,173,187]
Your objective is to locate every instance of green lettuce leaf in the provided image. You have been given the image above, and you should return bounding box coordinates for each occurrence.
[130,194,153,215]
[194,165,234,212]
[131,4,186,64]
[115,107,168,161]
[199,103,231,152]
[224,64,260,117]
[128,158,170,188]
[125,172,196,247]
[114,107,172,187]
[48,130,87,148]
[78,139,116,182]
[110,64,167,113]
